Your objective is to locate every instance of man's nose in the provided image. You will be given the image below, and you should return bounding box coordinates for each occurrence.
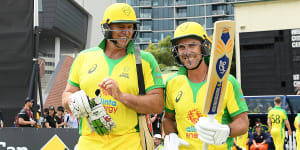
[121,30,131,36]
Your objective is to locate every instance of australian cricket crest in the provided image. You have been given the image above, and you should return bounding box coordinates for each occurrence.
[122,5,131,16]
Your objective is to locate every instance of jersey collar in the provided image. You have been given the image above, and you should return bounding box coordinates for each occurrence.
[177,66,187,75]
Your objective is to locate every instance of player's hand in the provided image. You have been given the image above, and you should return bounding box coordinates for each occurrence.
[99,77,122,100]
[195,117,230,145]
[164,133,189,150]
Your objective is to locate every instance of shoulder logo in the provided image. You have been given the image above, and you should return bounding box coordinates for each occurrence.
[176,91,183,103]
[88,64,97,74]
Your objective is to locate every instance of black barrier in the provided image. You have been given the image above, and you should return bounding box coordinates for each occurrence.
[0,128,79,150]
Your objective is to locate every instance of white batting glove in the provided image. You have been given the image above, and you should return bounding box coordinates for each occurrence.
[68,90,92,118]
[195,117,230,145]
[69,89,116,136]
[164,133,189,150]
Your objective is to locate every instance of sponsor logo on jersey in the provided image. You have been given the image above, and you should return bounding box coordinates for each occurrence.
[185,109,202,139]
[99,88,118,113]
[120,66,130,79]
[175,91,183,103]
[88,64,97,74]
[186,109,202,124]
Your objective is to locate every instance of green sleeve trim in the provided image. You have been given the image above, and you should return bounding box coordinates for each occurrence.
[145,84,164,93]
[231,109,248,118]
[68,79,79,88]
[164,107,175,114]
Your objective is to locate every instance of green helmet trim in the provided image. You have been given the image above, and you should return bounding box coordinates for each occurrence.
[110,20,140,24]
[171,34,204,44]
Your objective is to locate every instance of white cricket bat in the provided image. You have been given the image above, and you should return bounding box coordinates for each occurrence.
[202,20,235,150]
[139,114,154,150]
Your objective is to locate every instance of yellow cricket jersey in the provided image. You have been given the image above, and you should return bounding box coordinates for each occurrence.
[295,114,300,133]
[164,67,248,150]
[236,132,248,149]
[267,106,288,150]
[267,106,287,136]
[68,40,164,149]
[295,114,300,150]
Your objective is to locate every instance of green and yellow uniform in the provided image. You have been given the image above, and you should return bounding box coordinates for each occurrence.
[68,40,164,150]
[164,67,248,150]
[295,113,300,150]
[236,132,249,150]
[267,106,288,150]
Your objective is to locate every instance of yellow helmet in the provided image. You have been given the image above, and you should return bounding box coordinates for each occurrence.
[171,22,211,44]
[101,3,139,25]
[171,22,212,66]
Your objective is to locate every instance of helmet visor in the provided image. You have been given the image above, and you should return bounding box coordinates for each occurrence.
[173,43,204,69]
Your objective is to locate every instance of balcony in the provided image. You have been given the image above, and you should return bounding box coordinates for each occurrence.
[176,12,187,18]
[140,13,152,19]
[140,26,151,31]
[211,0,227,4]
[138,38,152,43]
[211,10,227,16]
[140,1,151,7]
[176,1,187,6]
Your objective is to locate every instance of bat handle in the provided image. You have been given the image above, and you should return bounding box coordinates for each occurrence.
[202,114,216,150]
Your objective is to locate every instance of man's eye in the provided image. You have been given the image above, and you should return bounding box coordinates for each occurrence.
[178,45,185,50]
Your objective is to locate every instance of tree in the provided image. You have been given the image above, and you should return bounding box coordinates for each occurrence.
[145,36,176,70]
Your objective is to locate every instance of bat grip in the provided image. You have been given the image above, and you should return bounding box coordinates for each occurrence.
[202,114,216,150]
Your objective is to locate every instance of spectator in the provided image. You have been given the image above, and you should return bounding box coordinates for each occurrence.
[296,83,300,95]
[45,105,58,128]
[64,111,78,128]
[151,111,164,135]
[250,123,268,150]
[252,118,268,133]
[154,134,163,150]
[56,106,65,128]
[43,108,49,116]
[35,104,42,128]
[0,109,3,127]
[18,98,36,127]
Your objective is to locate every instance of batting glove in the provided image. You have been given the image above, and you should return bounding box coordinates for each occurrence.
[69,89,116,136]
[87,92,116,136]
[195,117,230,145]
[69,90,92,118]
[164,133,189,150]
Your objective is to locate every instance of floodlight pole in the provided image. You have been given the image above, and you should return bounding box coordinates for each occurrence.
[27,0,44,121]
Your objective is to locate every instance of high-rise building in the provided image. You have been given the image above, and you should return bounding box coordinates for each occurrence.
[116,0,264,50]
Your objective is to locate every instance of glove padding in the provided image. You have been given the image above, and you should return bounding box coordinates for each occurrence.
[195,117,230,145]
[69,89,116,136]
[69,90,91,118]
[87,99,116,136]
[164,133,189,150]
